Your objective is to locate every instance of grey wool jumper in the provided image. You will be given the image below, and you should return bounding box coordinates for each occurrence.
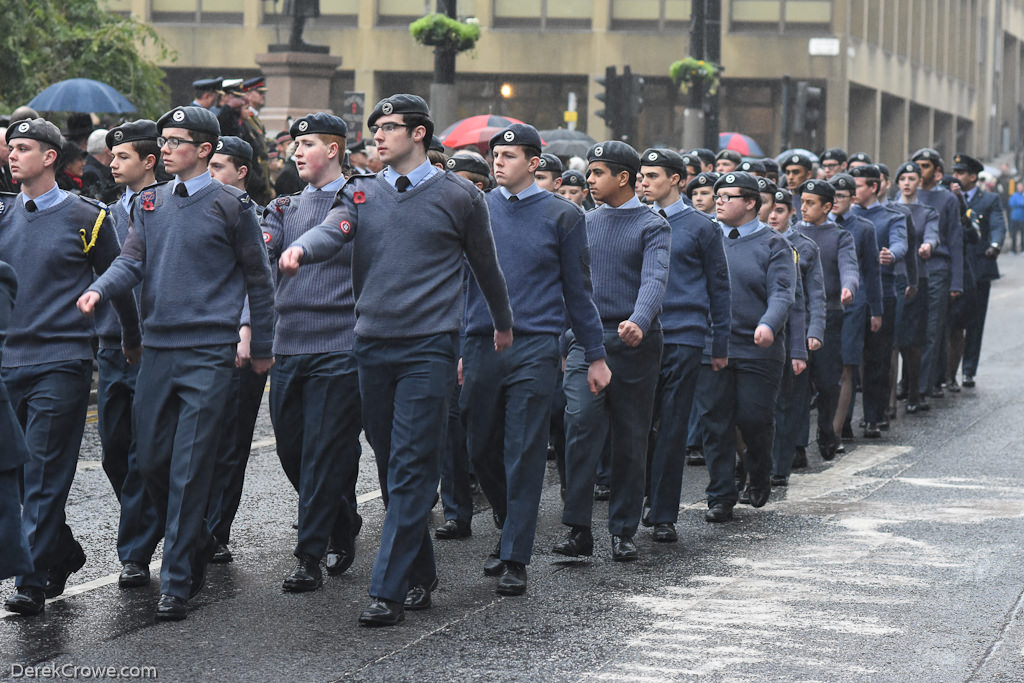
[793,220,860,311]
[292,171,513,338]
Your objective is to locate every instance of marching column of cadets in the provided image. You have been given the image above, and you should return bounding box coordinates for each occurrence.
[0,94,1007,626]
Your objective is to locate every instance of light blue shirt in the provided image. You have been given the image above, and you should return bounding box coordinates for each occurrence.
[600,195,643,211]
[21,184,65,211]
[497,181,544,202]
[120,188,138,214]
[721,217,763,238]
[304,173,345,195]
[172,171,212,197]
[383,160,438,190]
[655,197,693,220]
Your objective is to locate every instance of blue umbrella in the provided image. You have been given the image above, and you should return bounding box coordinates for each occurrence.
[28,78,136,114]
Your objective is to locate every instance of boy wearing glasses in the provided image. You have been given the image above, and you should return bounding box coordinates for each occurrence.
[78,106,275,621]
[820,148,847,180]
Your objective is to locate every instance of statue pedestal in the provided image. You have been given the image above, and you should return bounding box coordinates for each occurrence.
[255,51,343,132]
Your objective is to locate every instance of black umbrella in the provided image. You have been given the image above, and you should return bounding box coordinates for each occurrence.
[538,129,596,158]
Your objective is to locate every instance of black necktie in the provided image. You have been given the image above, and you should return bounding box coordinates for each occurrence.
[174,183,188,198]
[395,176,411,193]
[25,199,37,212]
[508,195,519,202]
[728,228,740,240]
[658,209,668,219]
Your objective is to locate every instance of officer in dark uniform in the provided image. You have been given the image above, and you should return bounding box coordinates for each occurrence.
[190,77,223,112]
[951,153,1006,387]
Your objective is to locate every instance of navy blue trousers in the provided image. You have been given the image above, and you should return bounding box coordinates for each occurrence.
[441,381,473,525]
[3,359,91,589]
[696,357,783,507]
[562,330,662,537]
[808,309,844,449]
[461,334,559,564]
[133,346,235,600]
[772,358,810,478]
[921,268,952,392]
[0,377,32,581]
[357,334,455,603]
[862,297,896,423]
[645,343,702,524]
[963,279,991,376]
[271,351,361,560]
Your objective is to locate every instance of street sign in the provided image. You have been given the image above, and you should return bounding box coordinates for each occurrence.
[342,91,366,142]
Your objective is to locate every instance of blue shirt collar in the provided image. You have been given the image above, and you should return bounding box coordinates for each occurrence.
[304,173,345,194]
[22,183,65,212]
[120,188,138,214]
[600,195,644,211]
[384,160,437,190]
[498,181,543,202]
[172,171,212,197]
[655,197,692,219]
[722,217,762,238]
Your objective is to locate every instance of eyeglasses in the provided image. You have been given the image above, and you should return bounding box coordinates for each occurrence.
[713,193,745,203]
[157,136,200,150]
[821,162,841,170]
[369,123,410,135]
[833,192,852,199]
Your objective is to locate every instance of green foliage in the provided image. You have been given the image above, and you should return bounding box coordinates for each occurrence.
[669,57,721,96]
[409,13,480,54]
[0,0,175,118]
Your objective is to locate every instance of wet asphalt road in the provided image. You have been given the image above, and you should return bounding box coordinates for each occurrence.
[3,259,1024,682]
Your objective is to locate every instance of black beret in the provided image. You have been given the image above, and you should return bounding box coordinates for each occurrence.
[686,172,719,195]
[828,173,855,194]
[848,164,881,179]
[800,178,836,200]
[681,154,700,170]
[242,76,266,93]
[537,153,563,174]
[446,154,491,178]
[848,152,873,165]
[291,112,347,140]
[715,149,742,164]
[192,77,223,92]
[215,136,253,163]
[952,153,983,174]
[587,140,640,173]
[911,148,943,165]
[157,106,221,137]
[348,139,368,154]
[640,148,685,175]
[368,94,431,128]
[774,188,793,206]
[821,147,847,163]
[429,136,446,153]
[490,123,543,151]
[942,173,959,187]
[740,159,766,174]
[690,147,715,165]
[713,170,760,193]
[877,163,891,178]
[561,169,586,188]
[756,177,777,194]
[894,161,922,180]
[782,152,813,170]
[761,158,779,174]
[6,117,64,149]
[106,120,158,149]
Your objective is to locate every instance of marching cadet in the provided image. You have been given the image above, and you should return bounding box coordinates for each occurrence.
[461,124,609,594]
[695,172,795,521]
[829,173,882,447]
[768,187,825,484]
[260,113,363,592]
[782,152,814,218]
[639,147,730,540]
[558,169,591,209]
[553,141,669,562]
[534,152,563,192]
[279,94,513,627]
[762,158,780,184]
[98,121,164,590]
[756,176,777,222]
[849,164,907,436]
[190,77,223,111]
[78,106,275,621]
[690,148,715,173]
[686,172,719,218]
[715,149,741,174]
[682,153,703,183]
[741,159,766,178]
[911,148,964,398]
[820,148,847,180]
[1,119,141,616]
[795,179,858,460]
[950,153,1005,388]
[847,153,872,168]
[894,162,938,413]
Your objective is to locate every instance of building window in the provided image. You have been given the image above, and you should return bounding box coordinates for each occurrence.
[730,0,831,33]
[610,0,690,31]
[377,0,432,27]
[151,0,243,24]
[262,0,359,25]
[493,0,591,30]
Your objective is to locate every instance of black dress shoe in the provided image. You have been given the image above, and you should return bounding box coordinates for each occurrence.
[496,561,527,596]
[963,375,975,388]
[737,487,751,505]
[325,546,354,576]
[835,442,846,454]
[863,423,881,438]
[404,578,438,611]
[652,523,677,543]
[593,484,611,501]
[905,401,919,413]
[210,543,233,564]
[434,519,471,539]
[917,398,931,411]
[747,486,770,508]
[705,503,733,523]
[119,561,150,588]
[359,598,404,627]
[44,541,86,598]
[484,538,505,576]
[610,535,638,561]
[188,534,218,600]
[929,387,945,399]
[685,448,705,466]
[818,439,837,461]
[353,513,363,537]
[791,446,808,469]
[878,418,890,431]
[640,501,653,527]
[770,475,789,487]
[4,587,45,616]
[947,378,961,393]
[282,555,323,592]
[552,526,593,557]
[155,594,188,621]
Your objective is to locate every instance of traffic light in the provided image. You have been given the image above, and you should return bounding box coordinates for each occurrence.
[620,66,645,143]
[793,81,824,136]
[595,66,623,134]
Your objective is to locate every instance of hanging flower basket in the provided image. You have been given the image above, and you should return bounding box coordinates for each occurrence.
[410,13,481,54]
[669,57,721,96]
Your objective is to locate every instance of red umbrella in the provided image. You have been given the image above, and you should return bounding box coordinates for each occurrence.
[440,114,528,150]
[444,126,506,155]
[718,132,764,157]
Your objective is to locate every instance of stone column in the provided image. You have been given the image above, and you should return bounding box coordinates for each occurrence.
[255,51,343,132]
